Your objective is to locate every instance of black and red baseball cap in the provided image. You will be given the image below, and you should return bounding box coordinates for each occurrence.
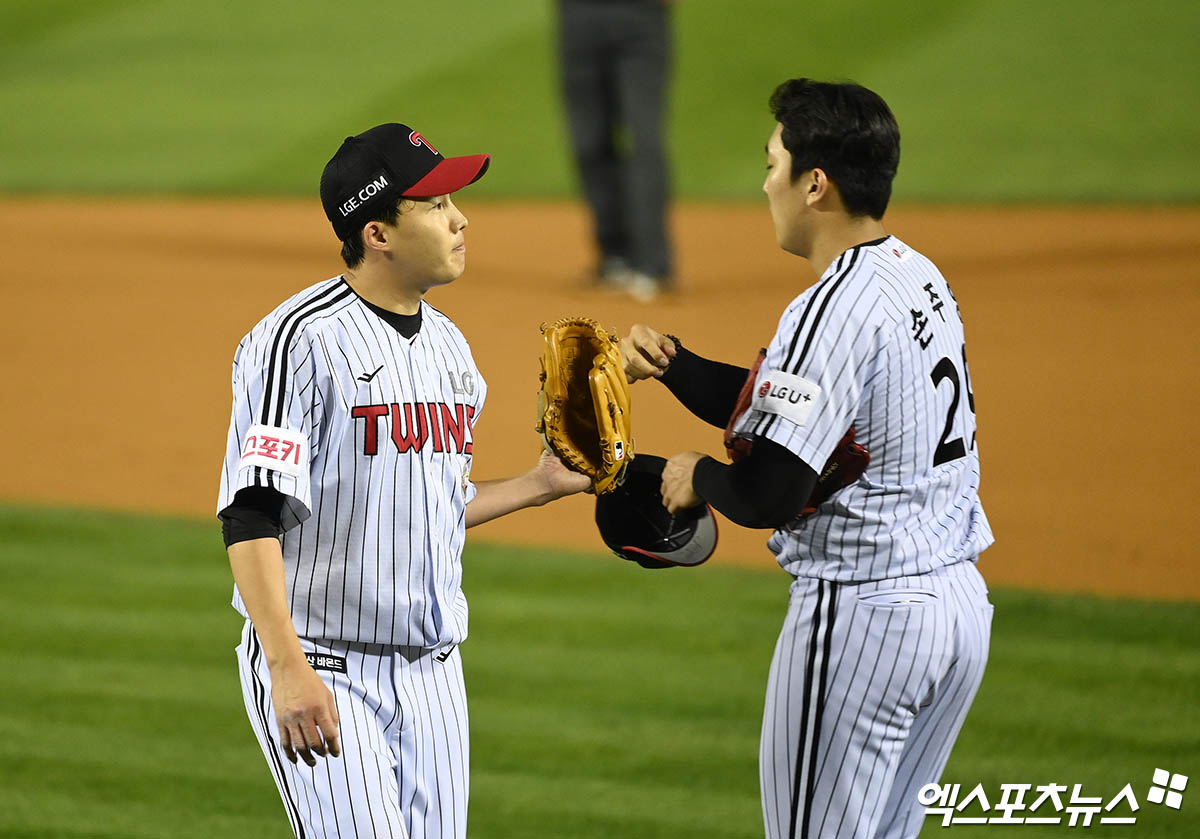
[594,454,717,569]
[319,123,490,240]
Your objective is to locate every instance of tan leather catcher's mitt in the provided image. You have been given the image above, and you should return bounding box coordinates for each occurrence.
[536,317,634,494]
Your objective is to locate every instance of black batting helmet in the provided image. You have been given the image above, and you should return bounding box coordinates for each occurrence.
[594,454,718,569]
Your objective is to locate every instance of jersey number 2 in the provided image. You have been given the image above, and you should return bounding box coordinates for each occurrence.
[929,345,976,467]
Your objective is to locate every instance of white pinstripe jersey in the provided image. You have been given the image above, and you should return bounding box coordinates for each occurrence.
[733,236,993,581]
[218,276,486,647]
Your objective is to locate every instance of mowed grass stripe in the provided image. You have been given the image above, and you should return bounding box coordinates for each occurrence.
[0,505,1196,838]
[1,2,1198,200]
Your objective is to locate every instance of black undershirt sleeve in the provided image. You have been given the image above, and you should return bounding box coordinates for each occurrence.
[219,486,286,548]
[692,436,819,529]
[657,345,749,428]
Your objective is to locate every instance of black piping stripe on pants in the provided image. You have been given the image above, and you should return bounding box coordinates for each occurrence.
[249,629,307,839]
[789,580,838,839]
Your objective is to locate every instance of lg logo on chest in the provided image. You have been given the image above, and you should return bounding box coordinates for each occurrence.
[448,370,475,397]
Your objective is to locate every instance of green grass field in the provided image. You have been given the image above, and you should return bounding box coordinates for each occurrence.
[0,506,1195,837]
[1,1,1197,201]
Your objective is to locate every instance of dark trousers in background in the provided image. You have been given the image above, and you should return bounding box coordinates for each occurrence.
[559,0,673,282]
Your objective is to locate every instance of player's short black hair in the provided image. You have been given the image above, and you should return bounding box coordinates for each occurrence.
[339,198,407,269]
[769,79,900,219]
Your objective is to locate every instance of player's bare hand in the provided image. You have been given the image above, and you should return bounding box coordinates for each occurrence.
[619,324,676,383]
[661,451,705,514]
[272,657,341,766]
[532,449,591,501]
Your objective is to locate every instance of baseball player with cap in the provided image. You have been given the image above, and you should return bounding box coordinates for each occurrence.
[217,123,589,838]
[621,79,994,838]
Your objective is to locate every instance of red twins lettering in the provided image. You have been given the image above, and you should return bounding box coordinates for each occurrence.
[440,404,467,452]
[391,403,430,453]
[350,405,389,455]
[408,131,440,155]
[353,402,474,455]
[427,403,444,452]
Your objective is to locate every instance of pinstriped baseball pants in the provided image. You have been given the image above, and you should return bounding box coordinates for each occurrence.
[236,622,469,839]
[761,561,992,839]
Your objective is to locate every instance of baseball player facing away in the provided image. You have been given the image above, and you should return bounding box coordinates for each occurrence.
[217,123,589,839]
[621,79,994,839]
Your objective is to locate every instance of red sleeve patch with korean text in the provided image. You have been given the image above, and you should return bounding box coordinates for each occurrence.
[239,424,308,479]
